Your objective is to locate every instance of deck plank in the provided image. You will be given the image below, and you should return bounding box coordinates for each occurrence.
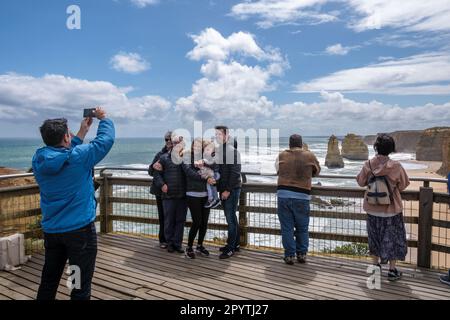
[0,234,448,300]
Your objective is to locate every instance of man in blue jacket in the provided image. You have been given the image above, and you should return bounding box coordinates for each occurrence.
[32,107,115,300]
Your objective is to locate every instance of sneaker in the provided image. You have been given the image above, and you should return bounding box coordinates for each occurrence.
[167,245,175,253]
[196,245,210,256]
[175,247,185,254]
[439,271,450,286]
[388,268,402,281]
[159,242,168,249]
[297,253,307,264]
[220,245,240,252]
[219,249,234,259]
[284,256,295,265]
[185,247,196,259]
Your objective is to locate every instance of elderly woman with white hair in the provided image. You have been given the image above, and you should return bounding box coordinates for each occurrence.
[152,134,188,253]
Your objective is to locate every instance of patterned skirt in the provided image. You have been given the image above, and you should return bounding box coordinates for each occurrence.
[366,213,408,262]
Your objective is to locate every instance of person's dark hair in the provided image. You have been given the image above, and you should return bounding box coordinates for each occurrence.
[164,131,172,141]
[374,134,396,156]
[215,125,229,135]
[39,118,68,147]
[289,134,303,148]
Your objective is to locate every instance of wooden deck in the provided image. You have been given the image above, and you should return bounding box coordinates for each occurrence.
[0,234,449,300]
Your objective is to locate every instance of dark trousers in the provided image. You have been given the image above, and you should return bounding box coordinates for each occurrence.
[163,198,187,249]
[222,188,241,250]
[156,196,166,244]
[186,196,211,247]
[36,222,97,300]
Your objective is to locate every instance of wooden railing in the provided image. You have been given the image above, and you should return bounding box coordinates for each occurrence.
[0,169,449,269]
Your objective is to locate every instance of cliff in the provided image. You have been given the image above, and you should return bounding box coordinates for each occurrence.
[416,127,450,161]
[363,130,423,152]
[437,137,450,176]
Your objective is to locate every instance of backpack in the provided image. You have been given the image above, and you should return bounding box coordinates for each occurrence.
[365,160,394,206]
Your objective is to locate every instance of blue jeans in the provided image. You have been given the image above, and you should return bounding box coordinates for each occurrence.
[277,197,310,257]
[207,172,221,202]
[222,188,241,249]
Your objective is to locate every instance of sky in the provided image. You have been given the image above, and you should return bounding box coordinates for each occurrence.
[0,0,450,138]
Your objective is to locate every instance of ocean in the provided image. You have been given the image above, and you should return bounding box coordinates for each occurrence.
[0,136,426,187]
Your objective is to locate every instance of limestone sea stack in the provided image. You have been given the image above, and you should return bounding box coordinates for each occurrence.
[325,135,344,168]
[437,137,450,176]
[416,127,450,161]
[341,134,369,160]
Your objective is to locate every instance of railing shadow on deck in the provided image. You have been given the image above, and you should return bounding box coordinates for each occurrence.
[0,167,449,270]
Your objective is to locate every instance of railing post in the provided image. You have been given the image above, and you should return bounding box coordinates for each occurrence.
[417,187,433,268]
[239,190,248,247]
[100,173,113,234]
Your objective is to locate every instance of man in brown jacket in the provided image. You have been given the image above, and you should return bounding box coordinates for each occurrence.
[276,134,321,265]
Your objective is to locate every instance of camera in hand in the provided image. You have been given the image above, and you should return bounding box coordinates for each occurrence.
[83,108,96,118]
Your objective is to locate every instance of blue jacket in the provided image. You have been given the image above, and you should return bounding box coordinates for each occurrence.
[32,119,115,233]
[448,172,450,194]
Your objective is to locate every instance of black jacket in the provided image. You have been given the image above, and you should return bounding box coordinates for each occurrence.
[183,164,207,193]
[216,141,242,193]
[148,146,169,196]
[152,151,187,199]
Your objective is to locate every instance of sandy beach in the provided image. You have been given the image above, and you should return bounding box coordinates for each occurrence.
[403,160,448,193]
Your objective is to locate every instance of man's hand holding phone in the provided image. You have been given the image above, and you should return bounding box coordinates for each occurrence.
[83,107,107,120]
[77,107,107,140]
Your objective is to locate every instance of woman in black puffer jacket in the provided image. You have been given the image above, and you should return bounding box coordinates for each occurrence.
[182,138,217,259]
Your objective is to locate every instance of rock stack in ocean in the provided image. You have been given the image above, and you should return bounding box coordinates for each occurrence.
[416,127,450,161]
[437,137,450,176]
[325,135,344,168]
[341,134,369,160]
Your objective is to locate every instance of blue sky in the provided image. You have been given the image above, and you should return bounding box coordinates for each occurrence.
[1,0,450,137]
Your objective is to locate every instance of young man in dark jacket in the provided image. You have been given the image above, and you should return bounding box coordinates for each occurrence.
[152,136,187,253]
[32,107,115,300]
[215,126,242,259]
[148,131,172,248]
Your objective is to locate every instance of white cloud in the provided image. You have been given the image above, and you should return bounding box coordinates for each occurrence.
[110,52,150,74]
[130,0,159,8]
[0,73,170,122]
[176,28,289,125]
[230,0,338,29]
[295,52,450,95]
[325,43,351,55]
[186,28,282,62]
[346,0,450,32]
[275,91,450,134]
[230,0,450,35]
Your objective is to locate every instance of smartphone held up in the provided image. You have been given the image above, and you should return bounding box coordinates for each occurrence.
[83,108,96,118]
